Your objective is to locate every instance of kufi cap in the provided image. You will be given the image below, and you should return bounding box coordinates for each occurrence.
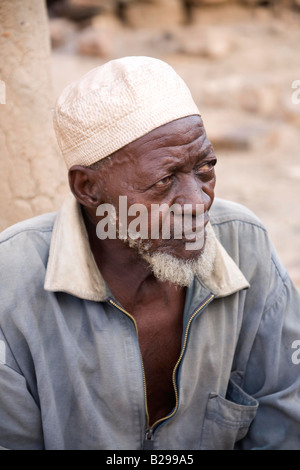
[53,56,200,169]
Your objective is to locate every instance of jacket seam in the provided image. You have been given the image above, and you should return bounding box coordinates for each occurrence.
[211,218,267,233]
[211,219,289,308]
[205,412,254,428]
[271,255,288,284]
[0,360,23,376]
[0,227,53,246]
[263,265,288,316]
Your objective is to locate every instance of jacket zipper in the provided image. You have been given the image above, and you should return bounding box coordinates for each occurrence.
[108,298,151,428]
[108,293,215,448]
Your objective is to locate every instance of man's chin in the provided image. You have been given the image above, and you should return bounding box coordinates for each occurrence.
[126,231,207,261]
[137,224,217,287]
[159,237,207,261]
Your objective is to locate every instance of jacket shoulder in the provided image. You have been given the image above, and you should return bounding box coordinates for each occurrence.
[0,212,56,245]
[0,212,57,286]
[210,198,266,231]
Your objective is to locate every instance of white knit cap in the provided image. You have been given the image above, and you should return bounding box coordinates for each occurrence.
[53,56,200,169]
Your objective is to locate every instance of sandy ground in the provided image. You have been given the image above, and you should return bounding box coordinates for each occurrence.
[50,7,300,289]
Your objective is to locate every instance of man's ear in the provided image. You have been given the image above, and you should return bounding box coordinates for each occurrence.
[68,165,102,208]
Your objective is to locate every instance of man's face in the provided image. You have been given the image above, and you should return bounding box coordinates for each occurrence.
[95,115,217,262]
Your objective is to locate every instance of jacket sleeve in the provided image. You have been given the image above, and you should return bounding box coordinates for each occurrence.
[237,247,300,450]
[0,328,44,450]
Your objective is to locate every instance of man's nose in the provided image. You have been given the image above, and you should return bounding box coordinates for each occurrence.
[175,174,211,214]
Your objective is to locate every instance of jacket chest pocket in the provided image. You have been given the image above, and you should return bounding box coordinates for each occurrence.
[199,377,258,450]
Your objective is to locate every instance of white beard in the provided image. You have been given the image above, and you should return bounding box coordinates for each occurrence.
[126,223,217,287]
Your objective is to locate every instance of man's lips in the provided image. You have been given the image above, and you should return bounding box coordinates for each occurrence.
[163,214,209,242]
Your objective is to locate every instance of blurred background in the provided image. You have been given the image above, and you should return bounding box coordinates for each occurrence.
[0,0,300,288]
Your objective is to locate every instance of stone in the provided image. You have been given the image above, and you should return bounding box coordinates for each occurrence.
[77,11,124,57]
[281,93,300,127]
[238,81,281,117]
[210,124,280,152]
[177,25,234,58]
[48,17,78,49]
[190,4,252,24]
[67,0,117,14]
[91,12,124,31]
[112,27,180,57]
[124,0,185,30]
[77,25,113,56]
[198,75,282,118]
[189,0,232,4]
[68,0,115,7]
[202,108,281,152]
[50,0,107,21]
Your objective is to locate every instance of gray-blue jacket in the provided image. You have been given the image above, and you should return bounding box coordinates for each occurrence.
[0,194,300,450]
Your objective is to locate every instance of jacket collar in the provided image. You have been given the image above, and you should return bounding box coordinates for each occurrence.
[44,193,249,301]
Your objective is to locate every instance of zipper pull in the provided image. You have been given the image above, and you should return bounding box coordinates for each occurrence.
[143,429,154,450]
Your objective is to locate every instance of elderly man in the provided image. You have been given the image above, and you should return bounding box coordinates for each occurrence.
[0,56,300,451]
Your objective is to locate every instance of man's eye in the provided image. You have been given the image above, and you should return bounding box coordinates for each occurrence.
[196,160,216,174]
[155,176,172,187]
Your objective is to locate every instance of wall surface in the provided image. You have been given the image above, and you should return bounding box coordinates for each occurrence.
[0,0,67,232]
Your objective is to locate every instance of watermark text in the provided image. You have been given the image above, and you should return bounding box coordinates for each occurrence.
[95,196,205,251]
[0,80,5,104]
[291,340,300,364]
[291,80,300,105]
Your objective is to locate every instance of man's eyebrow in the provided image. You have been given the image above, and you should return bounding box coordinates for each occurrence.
[195,145,216,160]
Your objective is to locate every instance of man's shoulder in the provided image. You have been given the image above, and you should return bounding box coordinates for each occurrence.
[210,198,287,289]
[210,198,266,231]
[0,213,58,310]
[0,213,58,338]
[0,212,57,246]
[0,212,57,270]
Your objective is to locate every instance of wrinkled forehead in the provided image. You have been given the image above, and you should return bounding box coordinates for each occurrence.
[132,115,205,151]
[106,115,206,174]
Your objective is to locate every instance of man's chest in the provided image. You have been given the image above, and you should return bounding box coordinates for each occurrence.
[132,296,185,426]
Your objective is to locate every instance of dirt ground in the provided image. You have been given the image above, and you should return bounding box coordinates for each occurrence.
[50,5,300,289]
